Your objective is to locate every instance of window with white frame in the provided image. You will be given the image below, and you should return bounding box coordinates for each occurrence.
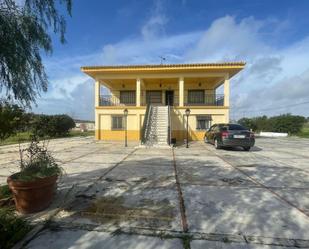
[196,115,212,130]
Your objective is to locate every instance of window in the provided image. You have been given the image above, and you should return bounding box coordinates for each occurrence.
[112,116,124,130]
[220,124,246,131]
[120,91,136,105]
[188,90,205,104]
[196,115,212,130]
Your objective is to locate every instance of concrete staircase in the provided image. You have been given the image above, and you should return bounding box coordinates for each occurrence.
[142,105,169,147]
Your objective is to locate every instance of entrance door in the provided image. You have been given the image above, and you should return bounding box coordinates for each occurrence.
[146,91,162,105]
[165,91,174,106]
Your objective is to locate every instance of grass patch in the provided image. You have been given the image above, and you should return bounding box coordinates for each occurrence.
[0,130,94,146]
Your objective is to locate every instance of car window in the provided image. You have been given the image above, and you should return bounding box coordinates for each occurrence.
[224,124,246,130]
[210,125,216,131]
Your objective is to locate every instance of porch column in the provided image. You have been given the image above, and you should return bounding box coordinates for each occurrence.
[179,77,184,107]
[136,78,141,107]
[95,80,100,107]
[224,74,230,107]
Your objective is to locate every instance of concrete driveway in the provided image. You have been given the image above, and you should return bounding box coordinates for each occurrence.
[1,137,309,249]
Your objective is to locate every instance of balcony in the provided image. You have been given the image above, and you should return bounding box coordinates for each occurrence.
[185,94,224,106]
[99,95,136,106]
[99,94,224,107]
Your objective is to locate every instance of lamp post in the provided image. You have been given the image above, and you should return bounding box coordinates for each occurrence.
[124,109,128,147]
[185,108,190,148]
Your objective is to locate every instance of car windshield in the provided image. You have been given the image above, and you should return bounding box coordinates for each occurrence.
[221,124,247,131]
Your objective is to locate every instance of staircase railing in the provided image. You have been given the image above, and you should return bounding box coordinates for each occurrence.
[141,104,151,144]
[168,105,172,145]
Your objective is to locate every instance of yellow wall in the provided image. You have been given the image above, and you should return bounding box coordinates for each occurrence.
[95,106,228,141]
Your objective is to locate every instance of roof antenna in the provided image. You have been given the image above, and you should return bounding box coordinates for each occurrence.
[159,56,166,65]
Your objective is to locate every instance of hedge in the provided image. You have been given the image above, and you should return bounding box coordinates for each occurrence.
[238,114,306,134]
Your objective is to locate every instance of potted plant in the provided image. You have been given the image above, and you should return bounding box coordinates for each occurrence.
[7,137,62,214]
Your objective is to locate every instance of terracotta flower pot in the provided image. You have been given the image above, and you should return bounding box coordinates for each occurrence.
[7,174,58,214]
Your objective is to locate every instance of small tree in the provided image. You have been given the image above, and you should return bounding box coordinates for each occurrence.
[0,100,25,140]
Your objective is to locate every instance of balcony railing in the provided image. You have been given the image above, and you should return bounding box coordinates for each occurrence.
[185,94,224,106]
[99,94,224,106]
[99,95,135,106]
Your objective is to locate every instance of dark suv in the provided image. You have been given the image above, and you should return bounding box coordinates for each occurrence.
[204,123,255,151]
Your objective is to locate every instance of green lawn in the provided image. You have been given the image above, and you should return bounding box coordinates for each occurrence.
[0,130,94,146]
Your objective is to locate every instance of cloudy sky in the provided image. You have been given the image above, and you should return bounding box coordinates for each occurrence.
[33,0,309,120]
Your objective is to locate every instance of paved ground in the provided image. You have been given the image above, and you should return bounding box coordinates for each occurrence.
[1,136,309,248]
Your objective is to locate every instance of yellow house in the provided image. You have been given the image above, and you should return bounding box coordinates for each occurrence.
[81,62,245,144]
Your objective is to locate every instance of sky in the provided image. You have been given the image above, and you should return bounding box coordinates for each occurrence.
[31,0,309,121]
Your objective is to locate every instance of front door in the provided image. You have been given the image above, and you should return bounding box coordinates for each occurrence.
[165,91,174,106]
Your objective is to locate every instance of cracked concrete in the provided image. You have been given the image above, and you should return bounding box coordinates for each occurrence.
[1,136,309,248]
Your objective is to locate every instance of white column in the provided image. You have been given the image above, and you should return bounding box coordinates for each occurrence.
[224,74,230,107]
[179,77,184,107]
[95,80,100,107]
[136,78,141,107]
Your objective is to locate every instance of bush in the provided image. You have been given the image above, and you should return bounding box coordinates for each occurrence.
[0,208,31,249]
[0,101,26,140]
[31,114,75,138]
[238,114,306,134]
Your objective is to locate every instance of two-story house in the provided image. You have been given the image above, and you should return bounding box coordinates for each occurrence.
[81,62,245,145]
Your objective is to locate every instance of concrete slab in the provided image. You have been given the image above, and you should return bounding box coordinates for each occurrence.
[57,179,182,231]
[178,165,256,186]
[183,185,309,240]
[25,228,183,249]
[191,240,300,249]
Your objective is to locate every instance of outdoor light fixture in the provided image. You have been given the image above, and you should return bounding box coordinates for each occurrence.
[124,109,128,147]
[185,108,190,148]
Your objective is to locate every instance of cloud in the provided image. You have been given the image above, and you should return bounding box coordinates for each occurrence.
[36,15,309,120]
[141,0,168,40]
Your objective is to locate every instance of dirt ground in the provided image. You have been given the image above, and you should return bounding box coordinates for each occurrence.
[1,136,309,249]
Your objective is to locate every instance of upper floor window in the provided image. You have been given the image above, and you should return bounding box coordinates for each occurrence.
[120,91,136,105]
[188,90,205,104]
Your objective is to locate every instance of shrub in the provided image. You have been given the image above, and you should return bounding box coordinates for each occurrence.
[0,101,26,140]
[0,208,31,249]
[237,114,306,134]
[31,114,75,138]
[14,137,62,181]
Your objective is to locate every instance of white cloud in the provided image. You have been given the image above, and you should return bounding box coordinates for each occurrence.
[141,0,168,41]
[37,15,309,120]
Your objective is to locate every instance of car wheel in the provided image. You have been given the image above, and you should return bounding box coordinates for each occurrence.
[243,146,251,151]
[214,139,221,149]
[204,136,209,143]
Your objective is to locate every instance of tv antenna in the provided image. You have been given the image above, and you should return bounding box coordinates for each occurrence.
[159,56,166,64]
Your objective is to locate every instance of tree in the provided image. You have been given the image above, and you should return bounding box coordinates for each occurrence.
[0,100,25,140]
[31,114,75,137]
[0,0,72,106]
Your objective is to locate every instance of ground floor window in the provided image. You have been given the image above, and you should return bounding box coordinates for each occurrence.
[196,115,212,130]
[112,116,124,130]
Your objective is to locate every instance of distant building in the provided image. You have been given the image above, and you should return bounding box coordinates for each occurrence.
[74,119,95,131]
